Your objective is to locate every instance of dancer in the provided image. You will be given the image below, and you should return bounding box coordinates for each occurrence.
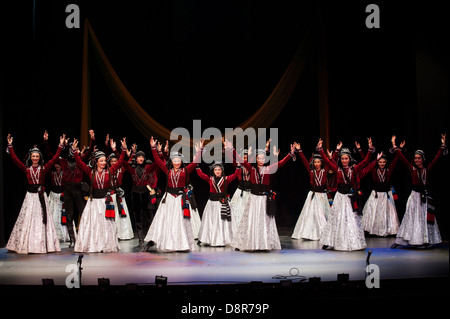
[6,133,65,254]
[291,142,330,240]
[195,161,240,247]
[227,139,296,251]
[143,137,203,252]
[58,130,96,247]
[71,137,127,253]
[107,139,134,241]
[317,137,380,251]
[122,142,165,247]
[391,134,447,248]
[228,147,252,235]
[360,136,402,237]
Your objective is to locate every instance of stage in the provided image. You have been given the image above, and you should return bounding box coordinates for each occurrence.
[1,228,447,286]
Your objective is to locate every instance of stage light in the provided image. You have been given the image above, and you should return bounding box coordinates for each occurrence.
[155,275,167,288]
[42,278,55,286]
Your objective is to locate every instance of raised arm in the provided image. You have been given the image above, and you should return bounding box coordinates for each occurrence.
[43,134,65,172]
[186,139,204,174]
[391,135,413,173]
[150,136,168,174]
[195,167,210,182]
[354,137,375,172]
[428,134,447,171]
[294,142,311,172]
[109,138,127,174]
[317,138,337,173]
[71,139,92,177]
[226,167,241,183]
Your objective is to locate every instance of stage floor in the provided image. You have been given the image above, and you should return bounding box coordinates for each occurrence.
[0,228,448,287]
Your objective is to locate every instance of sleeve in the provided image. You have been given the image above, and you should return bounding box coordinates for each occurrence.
[151,146,168,174]
[195,167,210,182]
[232,148,252,171]
[44,144,64,172]
[110,148,127,174]
[298,150,311,171]
[318,148,337,173]
[186,148,202,174]
[226,168,241,183]
[387,152,400,177]
[81,137,96,161]
[395,147,413,174]
[73,148,92,178]
[7,145,27,174]
[359,159,377,179]
[428,146,446,171]
[266,152,293,174]
[355,147,374,172]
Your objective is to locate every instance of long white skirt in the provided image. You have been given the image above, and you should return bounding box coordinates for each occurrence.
[198,200,233,246]
[190,206,202,240]
[112,193,134,240]
[231,194,281,251]
[144,194,197,252]
[395,191,442,246]
[319,192,367,251]
[362,190,399,236]
[291,191,329,240]
[6,192,61,254]
[74,198,119,253]
[230,188,251,235]
[48,191,77,242]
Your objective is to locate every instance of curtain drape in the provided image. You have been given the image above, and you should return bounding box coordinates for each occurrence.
[80,18,312,147]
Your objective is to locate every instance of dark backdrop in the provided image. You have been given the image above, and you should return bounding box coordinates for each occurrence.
[1,0,448,245]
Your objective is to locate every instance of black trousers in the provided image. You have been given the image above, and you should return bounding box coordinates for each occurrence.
[131,191,155,243]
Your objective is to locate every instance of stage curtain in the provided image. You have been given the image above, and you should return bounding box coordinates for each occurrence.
[81,18,311,147]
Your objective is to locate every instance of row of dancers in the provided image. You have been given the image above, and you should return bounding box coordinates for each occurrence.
[4,131,447,254]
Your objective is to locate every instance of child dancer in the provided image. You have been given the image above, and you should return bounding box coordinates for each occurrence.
[6,134,65,254]
[71,138,127,253]
[227,139,296,251]
[196,161,240,246]
[317,138,380,251]
[143,137,203,252]
[391,134,447,248]
[291,142,330,240]
[360,136,401,237]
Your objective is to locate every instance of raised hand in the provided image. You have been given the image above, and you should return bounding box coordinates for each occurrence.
[368,137,373,149]
[72,138,79,150]
[441,133,446,145]
[150,136,157,148]
[7,134,13,145]
[377,152,384,161]
[293,142,301,151]
[121,137,127,150]
[59,134,66,145]
[110,138,116,151]
[89,129,95,140]
[273,145,280,156]
[43,130,49,141]
[391,135,396,147]
[317,138,323,149]
[336,141,343,150]
[164,140,169,153]
[354,141,360,149]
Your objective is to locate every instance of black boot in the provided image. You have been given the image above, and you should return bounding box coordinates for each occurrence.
[67,223,76,248]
